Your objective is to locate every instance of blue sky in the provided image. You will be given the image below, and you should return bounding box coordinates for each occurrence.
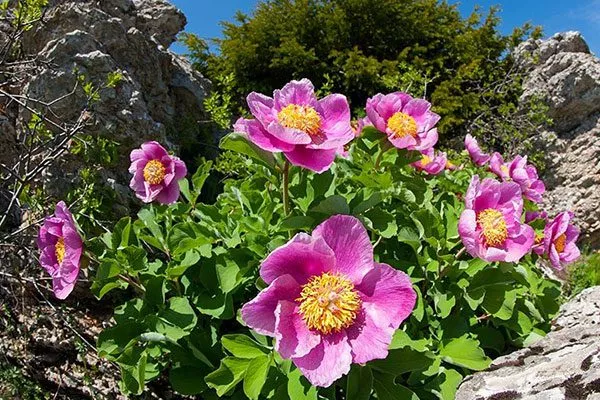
[169,0,599,55]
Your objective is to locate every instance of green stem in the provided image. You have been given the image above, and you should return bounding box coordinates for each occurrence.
[118,274,145,293]
[374,139,391,169]
[282,160,290,216]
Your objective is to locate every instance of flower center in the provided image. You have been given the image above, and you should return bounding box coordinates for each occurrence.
[277,104,322,137]
[55,237,65,264]
[554,234,566,253]
[420,155,432,166]
[143,159,166,185]
[297,272,361,334]
[500,165,510,177]
[387,112,418,138]
[477,208,508,247]
[535,233,544,245]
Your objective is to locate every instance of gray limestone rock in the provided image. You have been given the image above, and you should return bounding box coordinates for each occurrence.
[456,286,600,400]
[516,32,600,248]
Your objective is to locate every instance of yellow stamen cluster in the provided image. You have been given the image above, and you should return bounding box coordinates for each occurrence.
[554,234,567,253]
[297,272,361,334]
[500,165,510,177]
[387,112,418,138]
[535,233,544,245]
[55,237,65,264]
[421,155,432,166]
[277,104,322,137]
[143,159,166,185]
[477,208,508,247]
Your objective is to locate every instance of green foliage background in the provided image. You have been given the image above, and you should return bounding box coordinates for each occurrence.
[88,129,562,399]
[181,0,546,156]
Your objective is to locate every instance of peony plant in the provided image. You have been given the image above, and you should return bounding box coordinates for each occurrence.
[38,82,580,399]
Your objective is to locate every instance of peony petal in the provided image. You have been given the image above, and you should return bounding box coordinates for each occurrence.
[312,215,374,284]
[247,92,276,125]
[234,118,295,152]
[266,122,312,145]
[356,263,416,329]
[413,127,438,151]
[241,275,300,336]
[155,181,181,205]
[403,98,431,119]
[346,308,395,364]
[283,146,337,173]
[261,233,336,285]
[52,276,76,300]
[274,79,318,109]
[274,300,321,359]
[292,332,352,387]
[459,210,482,258]
[141,141,169,160]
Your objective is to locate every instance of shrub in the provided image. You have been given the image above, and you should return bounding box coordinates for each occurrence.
[185,0,546,154]
[37,81,576,399]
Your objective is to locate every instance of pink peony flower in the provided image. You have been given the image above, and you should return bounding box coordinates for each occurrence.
[464,134,490,166]
[129,141,187,204]
[525,212,548,255]
[489,152,511,181]
[412,148,447,175]
[507,156,545,203]
[458,176,535,262]
[236,79,354,173]
[365,92,439,151]
[241,215,416,387]
[542,212,580,270]
[37,201,83,299]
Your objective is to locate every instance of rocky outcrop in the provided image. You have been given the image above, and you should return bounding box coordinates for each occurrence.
[21,0,210,148]
[0,0,212,227]
[516,32,600,248]
[456,286,600,400]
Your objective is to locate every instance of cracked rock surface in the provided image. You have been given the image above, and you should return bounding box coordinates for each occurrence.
[515,32,600,248]
[456,286,600,400]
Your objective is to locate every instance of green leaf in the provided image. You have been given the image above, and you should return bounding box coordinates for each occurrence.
[286,367,317,400]
[280,215,314,231]
[168,222,212,256]
[97,322,145,358]
[364,208,397,238]
[222,334,269,359]
[153,297,197,340]
[346,365,373,400]
[482,286,517,320]
[112,217,132,250]
[434,292,456,319]
[137,208,165,249]
[243,355,271,400]
[475,327,505,354]
[221,133,275,168]
[311,195,350,215]
[178,178,192,204]
[389,330,430,352]
[170,366,207,395]
[167,250,201,278]
[192,160,212,195]
[117,346,147,395]
[373,372,419,400]
[440,336,491,371]
[205,357,251,396]
[424,368,463,400]
[371,348,435,375]
[95,258,121,280]
[144,276,166,306]
[215,256,242,293]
